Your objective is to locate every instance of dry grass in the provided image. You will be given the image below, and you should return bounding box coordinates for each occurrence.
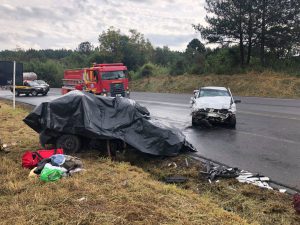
[0,101,299,225]
[0,101,247,225]
[131,71,300,98]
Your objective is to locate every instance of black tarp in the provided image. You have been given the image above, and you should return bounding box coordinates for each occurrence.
[23,91,196,156]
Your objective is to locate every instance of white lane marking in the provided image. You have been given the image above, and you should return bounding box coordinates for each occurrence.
[239,110,300,121]
[236,130,300,145]
[136,99,188,107]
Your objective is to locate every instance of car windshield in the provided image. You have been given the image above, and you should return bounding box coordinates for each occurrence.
[26,81,39,87]
[101,71,126,80]
[36,80,46,85]
[199,89,230,97]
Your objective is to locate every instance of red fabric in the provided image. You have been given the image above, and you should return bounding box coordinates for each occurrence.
[293,193,300,214]
[75,84,83,90]
[22,149,64,169]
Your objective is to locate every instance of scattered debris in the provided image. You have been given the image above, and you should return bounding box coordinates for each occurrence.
[200,162,239,181]
[164,176,188,184]
[185,158,189,167]
[168,162,177,168]
[293,193,300,214]
[77,197,87,202]
[0,139,10,153]
[236,170,273,190]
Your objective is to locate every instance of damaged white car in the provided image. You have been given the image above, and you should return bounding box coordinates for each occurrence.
[190,86,241,128]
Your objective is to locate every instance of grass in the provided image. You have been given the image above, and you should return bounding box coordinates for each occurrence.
[130,71,300,98]
[0,101,299,224]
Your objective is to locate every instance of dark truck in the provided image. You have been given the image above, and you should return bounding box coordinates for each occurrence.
[11,80,50,96]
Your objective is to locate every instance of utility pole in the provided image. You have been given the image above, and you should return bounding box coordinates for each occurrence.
[13,61,16,109]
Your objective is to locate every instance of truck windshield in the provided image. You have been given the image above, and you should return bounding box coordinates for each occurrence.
[199,89,230,97]
[101,71,126,80]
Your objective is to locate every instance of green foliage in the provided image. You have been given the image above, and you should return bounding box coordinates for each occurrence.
[204,48,242,74]
[23,60,64,87]
[132,63,170,79]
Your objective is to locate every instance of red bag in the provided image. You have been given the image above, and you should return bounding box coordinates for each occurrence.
[293,193,300,214]
[22,149,64,169]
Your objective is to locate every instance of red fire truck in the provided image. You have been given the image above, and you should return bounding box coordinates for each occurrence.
[62,63,130,97]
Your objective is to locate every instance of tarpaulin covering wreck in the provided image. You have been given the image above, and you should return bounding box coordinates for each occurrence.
[23,91,196,156]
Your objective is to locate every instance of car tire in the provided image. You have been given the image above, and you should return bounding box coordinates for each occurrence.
[16,91,20,96]
[192,117,197,126]
[228,115,236,129]
[42,92,48,96]
[31,90,38,96]
[56,134,81,154]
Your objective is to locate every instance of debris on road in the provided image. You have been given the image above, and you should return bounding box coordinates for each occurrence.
[24,91,196,156]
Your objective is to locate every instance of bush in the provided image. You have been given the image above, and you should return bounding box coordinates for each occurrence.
[204,48,241,74]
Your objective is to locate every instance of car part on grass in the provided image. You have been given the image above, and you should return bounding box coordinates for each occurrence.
[200,162,274,190]
[164,176,188,184]
[200,162,239,181]
[24,91,196,156]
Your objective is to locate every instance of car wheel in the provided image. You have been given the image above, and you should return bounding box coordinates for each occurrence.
[31,90,38,96]
[16,91,20,96]
[56,134,81,154]
[228,115,236,129]
[192,117,197,126]
[42,92,48,96]
[26,93,29,96]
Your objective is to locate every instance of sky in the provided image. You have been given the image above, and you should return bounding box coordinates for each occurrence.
[0,0,207,51]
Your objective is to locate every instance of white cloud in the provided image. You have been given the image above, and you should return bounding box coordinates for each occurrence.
[0,0,206,51]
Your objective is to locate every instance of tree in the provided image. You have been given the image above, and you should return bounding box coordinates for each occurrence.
[195,0,300,66]
[77,41,94,54]
[194,0,248,66]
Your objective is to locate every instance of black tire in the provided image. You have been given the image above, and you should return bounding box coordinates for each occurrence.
[42,92,48,96]
[192,117,197,126]
[31,90,38,96]
[228,115,236,129]
[16,91,20,96]
[26,93,29,96]
[56,134,81,154]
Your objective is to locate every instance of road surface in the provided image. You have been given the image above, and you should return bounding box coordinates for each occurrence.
[1,88,300,190]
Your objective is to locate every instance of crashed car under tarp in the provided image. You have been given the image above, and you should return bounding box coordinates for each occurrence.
[23,91,196,156]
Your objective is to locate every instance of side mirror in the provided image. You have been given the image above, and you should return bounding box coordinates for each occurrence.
[193,90,199,98]
[234,99,241,104]
[190,97,195,105]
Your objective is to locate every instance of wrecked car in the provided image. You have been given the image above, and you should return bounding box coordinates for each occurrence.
[23,91,196,156]
[190,86,241,128]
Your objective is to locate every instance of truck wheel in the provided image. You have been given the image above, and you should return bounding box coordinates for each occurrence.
[31,90,38,96]
[56,134,81,154]
[228,115,236,129]
[192,117,197,126]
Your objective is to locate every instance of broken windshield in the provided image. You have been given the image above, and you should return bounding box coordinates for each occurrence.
[199,89,230,97]
[101,71,126,80]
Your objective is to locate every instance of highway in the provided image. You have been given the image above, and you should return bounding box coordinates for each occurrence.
[1,88,300,190]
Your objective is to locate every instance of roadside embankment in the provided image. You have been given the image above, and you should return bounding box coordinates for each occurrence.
[0,101,299,225]
[131,71,300,98]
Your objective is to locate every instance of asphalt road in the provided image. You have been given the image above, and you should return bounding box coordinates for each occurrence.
[1,88,300,190]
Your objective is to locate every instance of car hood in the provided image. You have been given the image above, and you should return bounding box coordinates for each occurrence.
[193,96,232,110]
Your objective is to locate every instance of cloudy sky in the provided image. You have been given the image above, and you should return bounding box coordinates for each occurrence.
[0,0,207,51]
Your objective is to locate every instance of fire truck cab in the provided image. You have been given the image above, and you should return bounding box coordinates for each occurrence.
[62,63,130,97]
